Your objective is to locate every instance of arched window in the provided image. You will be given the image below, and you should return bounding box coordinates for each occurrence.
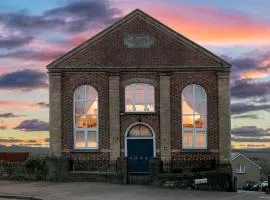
[74,85,98,149]
[125,83,155,112]
[182,84,207,149]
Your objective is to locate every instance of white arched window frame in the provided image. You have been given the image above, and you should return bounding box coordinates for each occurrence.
[124,122,156,157]
[73,85,98,149]
[181,84,207,149]
[125,83,155,112]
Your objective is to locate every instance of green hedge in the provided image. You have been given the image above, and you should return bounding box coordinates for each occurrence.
[24,156,49,180]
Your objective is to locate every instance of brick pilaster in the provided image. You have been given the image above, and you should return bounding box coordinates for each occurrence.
[109,75,120,160]
[217,72,231,164]
[49,73,62,157]
[160,75,171,160]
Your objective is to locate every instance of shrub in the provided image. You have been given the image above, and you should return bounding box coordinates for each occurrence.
[24,156,48,180]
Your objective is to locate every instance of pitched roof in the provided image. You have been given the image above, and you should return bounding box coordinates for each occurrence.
[47,9,231,69]
[231,152,261,169]
[231,152,239,160]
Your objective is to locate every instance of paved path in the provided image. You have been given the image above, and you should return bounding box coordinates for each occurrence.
[0,180,269,200]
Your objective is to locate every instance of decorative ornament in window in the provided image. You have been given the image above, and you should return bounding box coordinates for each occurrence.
[74,85,98,149]
[128,125,152,137]
[125,83,155,112]
[182,84,207,149]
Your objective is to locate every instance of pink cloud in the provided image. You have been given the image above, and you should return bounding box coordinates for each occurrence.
[118,2,270,45]
[0,100,48,111]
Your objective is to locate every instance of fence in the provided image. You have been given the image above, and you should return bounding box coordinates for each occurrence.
[161,158,216,173]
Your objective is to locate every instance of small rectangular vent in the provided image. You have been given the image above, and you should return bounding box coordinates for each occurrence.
[124,35,153,48]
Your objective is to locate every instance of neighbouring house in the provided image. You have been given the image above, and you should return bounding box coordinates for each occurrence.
[47,9,231,178]
[231,152,261,187]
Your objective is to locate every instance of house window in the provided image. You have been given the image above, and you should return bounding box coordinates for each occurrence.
[182,84,207,149]
[125,83,154,112]
[236,164,246,174]
[74,85,98,149]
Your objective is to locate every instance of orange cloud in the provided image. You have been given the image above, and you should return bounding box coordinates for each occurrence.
[0,100,48,111]
[0,137,48,147]
[241,71,268,79]
[119,2,270,45]
[232,141,270,149]
[0,119,22,129]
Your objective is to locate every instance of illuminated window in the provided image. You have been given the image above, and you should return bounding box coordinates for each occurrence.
[182,84,207,149]
[125,83,155,112]
[74,85,98,149]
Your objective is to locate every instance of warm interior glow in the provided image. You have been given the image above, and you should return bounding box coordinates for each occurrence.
[87,116,97,128]
[196,131,206,148]
[87,131,97,148]
[182,85,207,149]
[75,131,85,148]
[86,100,98,115]
[183,131,193,147]
[74,85,98,149]
[182,99,194,114]
[125,83,155,112]
[76,115,86,128]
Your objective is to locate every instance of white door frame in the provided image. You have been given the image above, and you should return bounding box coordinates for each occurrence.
[124,122,156,157]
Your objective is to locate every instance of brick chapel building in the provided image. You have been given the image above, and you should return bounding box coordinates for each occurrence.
[47,9,231,169]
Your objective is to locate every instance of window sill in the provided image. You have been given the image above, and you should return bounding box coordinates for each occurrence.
[182,149,208,153]
[122,112,156,115]
[71,149,100,153]
[236,172,246,174]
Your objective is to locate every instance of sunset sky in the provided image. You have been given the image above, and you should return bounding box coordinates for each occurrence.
[0,0,269,149]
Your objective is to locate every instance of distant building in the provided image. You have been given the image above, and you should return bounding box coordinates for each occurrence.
[232,152,261,187]
[47,9,231,174]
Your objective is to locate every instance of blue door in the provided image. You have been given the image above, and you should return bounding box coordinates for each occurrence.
[127,139,153,173]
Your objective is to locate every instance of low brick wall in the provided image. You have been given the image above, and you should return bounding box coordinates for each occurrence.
[67,171,121,184]
[0,157,235,192]
[0,159,45,180]
[153,169,233,191]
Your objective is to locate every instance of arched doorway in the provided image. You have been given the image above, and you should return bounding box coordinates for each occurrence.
[125,122,155,173]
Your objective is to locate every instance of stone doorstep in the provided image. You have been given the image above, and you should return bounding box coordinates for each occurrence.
[0,194,43,200]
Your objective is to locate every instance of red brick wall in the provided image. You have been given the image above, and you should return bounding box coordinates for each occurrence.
[59,16,221,163]
[119,72,160,158]
[58,17,218,68]
[171,72,219,161]
[61,72,109,160]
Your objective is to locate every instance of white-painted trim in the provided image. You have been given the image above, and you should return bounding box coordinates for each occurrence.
[124,122,156,157]
[232,153,261,169]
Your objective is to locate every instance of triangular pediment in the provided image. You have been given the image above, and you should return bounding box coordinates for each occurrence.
[47,9,231,69]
